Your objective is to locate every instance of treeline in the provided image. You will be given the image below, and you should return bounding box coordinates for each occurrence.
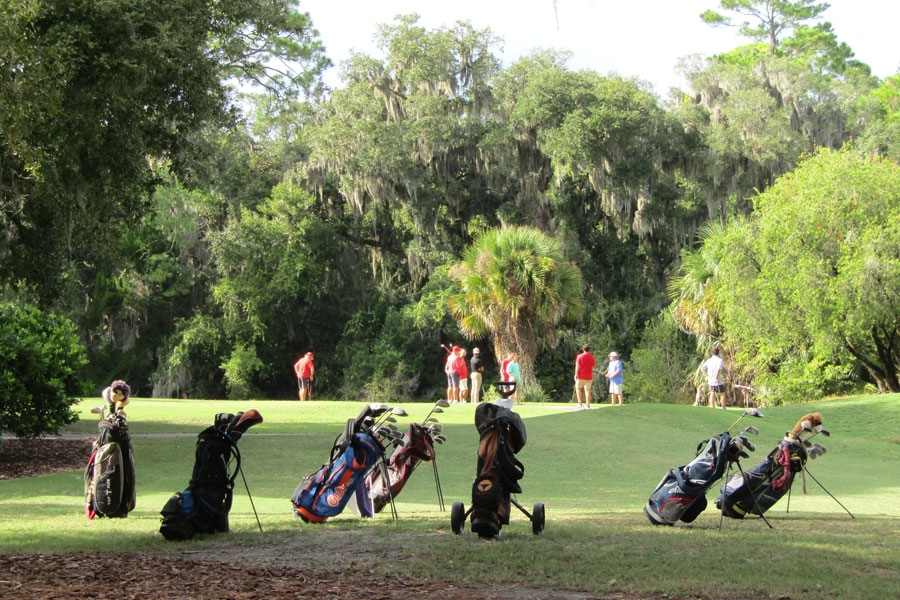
[2,1,898,405]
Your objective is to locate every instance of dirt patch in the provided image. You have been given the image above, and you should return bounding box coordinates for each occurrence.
[0,553,647,600]
[0,438,93,479]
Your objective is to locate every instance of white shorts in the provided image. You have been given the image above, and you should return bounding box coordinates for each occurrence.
[609,382,623,394]
[459,378,468,391]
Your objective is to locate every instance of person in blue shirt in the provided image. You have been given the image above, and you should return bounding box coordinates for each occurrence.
[605,351,624,405]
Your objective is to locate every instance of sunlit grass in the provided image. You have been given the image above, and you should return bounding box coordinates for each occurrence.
[2,393,899,598]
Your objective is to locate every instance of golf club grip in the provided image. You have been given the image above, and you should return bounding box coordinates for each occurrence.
[235,409,264,433]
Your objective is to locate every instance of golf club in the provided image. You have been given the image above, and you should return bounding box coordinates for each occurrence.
[726,407,764,433]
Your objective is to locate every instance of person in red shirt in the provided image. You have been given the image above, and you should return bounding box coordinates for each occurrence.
[574,345,596,409]
[456,348,469,403]
[445,346,460,404]
[294,352,315,401]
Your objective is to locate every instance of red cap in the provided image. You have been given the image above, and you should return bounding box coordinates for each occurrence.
[452,346,461,353]
[306,352,314,358]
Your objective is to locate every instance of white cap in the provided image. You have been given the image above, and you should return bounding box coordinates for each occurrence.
[473,348,480,354]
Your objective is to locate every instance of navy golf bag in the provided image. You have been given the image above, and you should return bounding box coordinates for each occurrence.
[84,409,135,519]
[367,422,441,513]
[292,404,394,523]
[645,431,756,526]
[159,410,263,540]
[715,433,808,518]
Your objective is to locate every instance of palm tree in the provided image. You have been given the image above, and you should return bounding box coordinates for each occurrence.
[448,226,583,389]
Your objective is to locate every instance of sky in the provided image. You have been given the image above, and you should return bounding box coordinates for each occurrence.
[300,0,900,97]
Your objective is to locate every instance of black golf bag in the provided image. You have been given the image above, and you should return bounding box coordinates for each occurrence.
[645,431,755,526]
[292,404,394,523]
[159,410,263,540]
[84,410,136,518]
[716,432,808,518]
[450,386,544,537]
[367,422,438,513]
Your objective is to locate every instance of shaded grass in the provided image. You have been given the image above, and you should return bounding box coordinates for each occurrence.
[2,394,899,598]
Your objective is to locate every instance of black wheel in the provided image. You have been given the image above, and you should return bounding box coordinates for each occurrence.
[450,501,465,534]
[531,502,545,535]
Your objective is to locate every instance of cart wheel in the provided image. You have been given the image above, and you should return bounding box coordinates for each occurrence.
[532,502,545,535]
[451,501,466,534]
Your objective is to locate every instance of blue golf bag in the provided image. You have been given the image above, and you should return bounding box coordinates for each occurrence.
[292,404,394,522]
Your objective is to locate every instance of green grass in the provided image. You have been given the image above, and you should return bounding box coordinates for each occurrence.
[2,395,899,598]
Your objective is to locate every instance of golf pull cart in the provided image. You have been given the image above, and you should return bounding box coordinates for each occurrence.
[450,383,545,538]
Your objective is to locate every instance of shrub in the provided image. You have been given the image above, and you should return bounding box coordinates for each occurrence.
[628,313,701,404]
[0,302,87,442]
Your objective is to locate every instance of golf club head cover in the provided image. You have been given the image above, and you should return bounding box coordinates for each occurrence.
[792,413,822,435]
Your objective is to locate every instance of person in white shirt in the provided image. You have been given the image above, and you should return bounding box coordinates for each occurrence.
[701,346,726,409]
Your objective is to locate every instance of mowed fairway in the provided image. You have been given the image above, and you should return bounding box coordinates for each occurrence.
[2,394,899,599]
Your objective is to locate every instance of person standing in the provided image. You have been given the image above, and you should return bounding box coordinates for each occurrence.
[605,351,624,405]
[470,347,485,403]
[295,352,314,401]
[574,344,595,409]
[456,348,469,403]
[506,353,521,404]
[701,346,726,409]
[446,346,461,404]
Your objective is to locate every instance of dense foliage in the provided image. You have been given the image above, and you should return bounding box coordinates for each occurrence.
[0,3,897,407]
[0,302,87,441]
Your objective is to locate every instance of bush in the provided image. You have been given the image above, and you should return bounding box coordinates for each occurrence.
[0,302,87,441]
[628,313,701,404]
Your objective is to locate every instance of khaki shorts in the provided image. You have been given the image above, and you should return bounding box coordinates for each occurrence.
[459,378,468,391]
[576,378,592,391]
[609,382,623,395]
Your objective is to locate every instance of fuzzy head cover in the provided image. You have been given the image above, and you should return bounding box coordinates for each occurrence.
[791,412,823,435]
[102,380,131,411]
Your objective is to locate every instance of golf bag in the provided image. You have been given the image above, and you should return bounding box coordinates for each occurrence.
[469,402,527,537]
[367,422,438,513]
[715,414,824,519]
[715,434,807,518]
[159,410,263,540]
[644,431,754,526]
[292,405,391,523]
[84,410,136,518]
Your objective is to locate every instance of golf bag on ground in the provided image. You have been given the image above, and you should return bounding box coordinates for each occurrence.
[450,392,545,539]
[84,409,136,519]
[292,404,394,523]
[159,410,263,540]
[366,421,441,513]
[645,430,757,526]
[716,413,822,518]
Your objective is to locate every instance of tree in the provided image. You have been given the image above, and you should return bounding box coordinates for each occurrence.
[0,302,87,442]
[701,0,830,54]
[448,226,583,390]
[0,0,329,298]
[716,147,900,395]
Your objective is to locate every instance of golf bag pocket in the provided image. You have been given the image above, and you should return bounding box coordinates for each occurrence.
[159,491,194,540]
[84,422,136,518]
[292,433,382,522]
